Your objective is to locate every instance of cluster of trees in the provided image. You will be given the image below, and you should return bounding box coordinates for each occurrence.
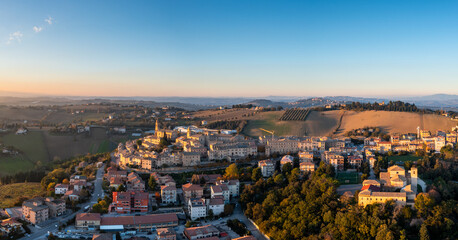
[232,104,255,109]
[342,101,424,112]
[227,219,251,236]
[344,126,382,138]
[0,170,46,185]
[91,195,112,213]
[241,160,458,240]
[313,101,433,113]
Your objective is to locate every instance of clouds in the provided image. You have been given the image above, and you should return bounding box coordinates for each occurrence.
[5,16,54,44]
[7,31,23,44]
[45,16,53,25]
[33,26,43,33]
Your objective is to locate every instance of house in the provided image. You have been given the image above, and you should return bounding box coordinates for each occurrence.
[280,155,294,168]
[192,174,222,185]
[157,227,177,240]
[182,183,204,200]
[380,165,407,188]
[299,162,315,173]
[76,213,101,230]
[161,185,177,204]
[183,225,220,240]
[207,197,224,216]
[109,177,124,189]
[216,179,240,197]
[22,198,49,224]
[358,190,407,207]
[210,185,230,204]
[110,191,149,213]
[298,151,314,162]
[181,152,201,166]
[0,218,22,235]
[64,190,80,201]
[45,197,66,217]
[126,172,146,191]
[55,184,69,195]
[258,160,275,177]
[188,198,207,220]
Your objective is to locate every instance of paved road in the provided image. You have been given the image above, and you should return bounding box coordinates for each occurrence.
[25,163,105,240]
[336,184,362,195]
[233,203,268,240]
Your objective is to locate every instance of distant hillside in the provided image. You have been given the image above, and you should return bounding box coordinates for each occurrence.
[288,97,340,108]
[244,99,286,107]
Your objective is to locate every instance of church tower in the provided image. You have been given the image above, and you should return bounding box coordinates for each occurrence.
[187,127,191,138]
[411,167,418,193]
[155,119,159,132]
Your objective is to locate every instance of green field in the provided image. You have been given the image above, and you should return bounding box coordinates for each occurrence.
[387,155,421,163]
[0,131,49,176]
[0,155,35,176]
[336,171,360,184]
[242,112,294,137]
[0,182,45,208]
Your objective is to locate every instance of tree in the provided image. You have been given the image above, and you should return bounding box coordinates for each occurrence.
[224,163,239,179]
[224,204,234,216]
[208,209,214,219]
[148,175,157,190]
[136,140,142,147]
[415,193,435,218]
[47,182,56,191]
[420,224,430,240]
[281,163,292,174]
[116,184,126,192]
[62,179,69,184]
[251,167,262,182]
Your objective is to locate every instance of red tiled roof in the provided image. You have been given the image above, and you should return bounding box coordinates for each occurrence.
[361,185,380,192]
[100,213,177,226]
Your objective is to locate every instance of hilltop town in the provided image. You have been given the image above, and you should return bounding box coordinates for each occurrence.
[1,112,457,240]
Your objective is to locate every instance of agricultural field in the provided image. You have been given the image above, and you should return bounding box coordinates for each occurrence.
[238,109,456,137]
[192,108,259,122]
[339,110,457,135]
[242,111,306,137]
[0,106,108,126]
[0,128,117,176]
[0,131,49,176]
[302,111,343,136]
[279,109,310,121]
[0,182,45,208]
[42,127,116,161]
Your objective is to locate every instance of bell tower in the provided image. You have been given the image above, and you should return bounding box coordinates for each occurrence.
[411,167,418,193]
[187,127,191,138]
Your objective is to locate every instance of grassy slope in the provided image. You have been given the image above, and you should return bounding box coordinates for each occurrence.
[0,131,49,176]
[0,182,45,208]
[243,112,296,137]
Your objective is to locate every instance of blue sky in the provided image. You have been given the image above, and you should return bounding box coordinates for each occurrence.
[1,0,458,97]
